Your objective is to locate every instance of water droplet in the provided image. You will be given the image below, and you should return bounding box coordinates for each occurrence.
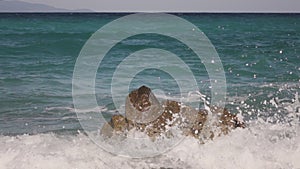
[263,100,267,105]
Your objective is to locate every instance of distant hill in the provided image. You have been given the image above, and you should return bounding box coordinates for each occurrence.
[0,0,93,12]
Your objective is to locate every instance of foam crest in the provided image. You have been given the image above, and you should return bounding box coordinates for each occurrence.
[1,122,299,169]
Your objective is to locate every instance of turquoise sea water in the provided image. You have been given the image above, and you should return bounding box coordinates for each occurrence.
[0,13,299,136]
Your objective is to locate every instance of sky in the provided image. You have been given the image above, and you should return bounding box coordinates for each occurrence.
[3,0,300,12]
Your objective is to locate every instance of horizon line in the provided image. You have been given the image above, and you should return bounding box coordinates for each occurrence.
[0,11,300,14]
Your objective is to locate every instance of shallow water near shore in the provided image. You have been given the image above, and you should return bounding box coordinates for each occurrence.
[0,13,299,168]
[1,122,299,169]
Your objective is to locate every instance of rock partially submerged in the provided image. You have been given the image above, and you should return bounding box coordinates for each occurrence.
[101,86,245,142]
[125,85,163,123]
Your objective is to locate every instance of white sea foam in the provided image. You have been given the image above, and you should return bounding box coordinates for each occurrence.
[1,121,299,169]
[1,91,299,169]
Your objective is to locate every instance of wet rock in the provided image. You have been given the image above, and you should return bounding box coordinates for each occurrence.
[125,85,163,123]
[187,109,208,138]
[100,114,129,138]
[180,105,199,124]
[210,106,246,136]
[100,86,245,142]
[145,100,182,138]
[110,115,129,133]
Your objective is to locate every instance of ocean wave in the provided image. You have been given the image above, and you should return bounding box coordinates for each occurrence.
[0,121,299,169]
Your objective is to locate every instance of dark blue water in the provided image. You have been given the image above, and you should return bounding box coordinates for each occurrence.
[0,13,299,135]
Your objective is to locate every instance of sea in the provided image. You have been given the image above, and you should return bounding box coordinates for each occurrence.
[0,13,299,169]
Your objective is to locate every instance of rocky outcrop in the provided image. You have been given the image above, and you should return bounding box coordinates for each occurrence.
[100,86,245,142]
[125,86,163,123]
[100,115,129,138]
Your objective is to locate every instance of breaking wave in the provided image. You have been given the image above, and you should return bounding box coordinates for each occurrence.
[0,121,299,169]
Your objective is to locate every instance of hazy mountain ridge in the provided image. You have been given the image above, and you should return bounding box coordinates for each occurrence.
[0,0,93,12]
